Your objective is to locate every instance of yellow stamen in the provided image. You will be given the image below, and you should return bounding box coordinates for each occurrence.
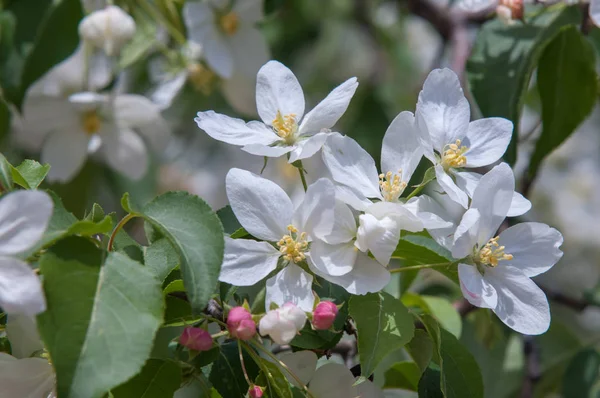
[82,111,101,135]
[272,111,298,144]
[187,63,215,95]
[478,236,513,267]
[219,12,239,36]
[441,139,468,169]
[277,225,308,263]
[379,169,407,202]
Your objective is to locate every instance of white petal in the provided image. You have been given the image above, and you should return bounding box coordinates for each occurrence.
[309,240,357,276]
[470,163,514,246]
[356,213,399,266]
[435,165,468,208]
[0,355,54,398]
[507,192,531,217]
[182,1,214,33]
[69,91,106,110]
[266,265,314,312]
[219,237,281,286]
[381,111,423,185]
[322,134,381,200]
[452,208,481,259]
[226,168,293,241]
[334,182,371,212]
[366,201,424,233]
[298,77,358,135]
[188,18,234,78]
[590,0,600,27]
[294,178,335,240]
[416,68,470,151]
[150,72,187,110]
[404,196,454,231]
[42,129,89,183]
[310,363,357,398]
[311,251,390,295]
[113,94,170,151]
[457,0,498,13]
[6,314,43,359]
[486,266,550,335]
[234,0,264,23]
[321,200,357,245]
[288,132,330,163]
[101,127,148,180]
[0,257,46,316]
[277,351,317,388]
[256,61,305,124]
[458,263,497,309]
[0,191,53,255]
[22,96,79,149]
[229,26,270,78]
[195,111,278,146]
[242,143,293,157]
[498,223,563,278]
[464,118,513,168]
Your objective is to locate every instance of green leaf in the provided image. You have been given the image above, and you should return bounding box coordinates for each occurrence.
[139,191,224,314]
[256,359,293,398]
[402,293,462,338]
[562,349,600,398]
[0,152,13,191]
[467,5,582,164]
[12,159,51,189]
[407,329,434,373]
[111,359,182,398]
[118,13,157,69]
[418,365,444,398]
[217,205,242,235]
[349,291,415,377]
[529,26,597,178]
[144,238,180,283]
[163,280,185,295]
[38,239,164,398]
[209,342,260,397]
[384,361,422,391]
[0,98,9,144]
[393,234,458,284]
[16,0,83,107]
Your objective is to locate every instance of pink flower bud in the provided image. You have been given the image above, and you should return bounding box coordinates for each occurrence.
[180,327,213,351]
[312,301,338,330]
[227,307,256,340]
[249,385,264,398]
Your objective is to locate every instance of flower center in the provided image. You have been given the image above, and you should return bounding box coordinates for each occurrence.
[379,170,407,202]
[441,139,468,169]
[277,225,308,263]
[82,110,101,135]
[478,236,513,267]
[272,111,298,144]
[219,12,239,36]
[187,63,215,94]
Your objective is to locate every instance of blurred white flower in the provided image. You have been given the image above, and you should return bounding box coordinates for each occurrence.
[451,163,563,335]
[21,92,170,182]
[0,191,52,316]
[78,5,136,56]
[0,315,55,398]
[195,61,358,163]
[415,68,513,208]
[457,0,526,24]
[259,303,307,345]
[220,168,335,312]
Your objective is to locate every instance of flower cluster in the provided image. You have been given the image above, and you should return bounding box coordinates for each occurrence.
[196,61,564,338]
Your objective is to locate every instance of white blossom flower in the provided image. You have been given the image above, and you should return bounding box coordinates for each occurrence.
[183,0,269,79]
[220,168,335,312]
[415,68,513,208]
[0,191,52,316]
[451,163,563,335]
[78,5,136,56]
[195,61,358,163]
[457,0,526,24]
[0,315,55,398]
[258,303,307,345]
[22,92,170,182]
[274,351,384,397]
[591,0,600,27]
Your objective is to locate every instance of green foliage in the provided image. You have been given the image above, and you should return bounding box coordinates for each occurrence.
[349,291,415,377]
[529,26,597,178]
[403,293,462,338]
[384,361,422,391]
[255,358,293,398]
[38,239,164,398]
[111,359,182,398]
[0,152,14,191]
[144,238,181,283]
[11,159,51,189]
[562,349,600,398]
[467,5,581,164]
[209,342,260,397]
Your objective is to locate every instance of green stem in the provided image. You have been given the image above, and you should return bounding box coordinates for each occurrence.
[406,183,427,200]
[297,161,308,192]
[238,342,253,387]
[137,0,186,45]
[389,262,453,273]
[107,213,137,251]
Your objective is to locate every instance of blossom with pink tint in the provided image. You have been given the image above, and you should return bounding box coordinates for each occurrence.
[227,307,257,340]
[312,301,338,330]
[259,303,307,345]
[179,327,213,351]
[249,385,264,398]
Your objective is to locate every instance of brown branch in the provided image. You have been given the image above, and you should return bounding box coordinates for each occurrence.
[520,336,541,398]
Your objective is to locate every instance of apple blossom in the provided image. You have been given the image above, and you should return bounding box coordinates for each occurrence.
[22,92,170,182]
[312,301,338,330]
[195,61,358,163]
[0,191,52,316]
[415,68,513,208]
[78,5,136,56]
[227,307,257,340]
[259,303,307,345]
[220,168,335,311]
[180,327,213,351]
[458,0,526,24]
[249,385,264,398]
[451,163,563,334]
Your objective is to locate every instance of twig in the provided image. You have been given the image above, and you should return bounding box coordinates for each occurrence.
[520,336,541,398]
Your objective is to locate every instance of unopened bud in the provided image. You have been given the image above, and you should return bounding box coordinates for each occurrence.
[227,307,257,341]
[312,301,338,330]
[179,327,213,351]
[497,0,523,24]
[78,5,136,56]
[249,385,264,398]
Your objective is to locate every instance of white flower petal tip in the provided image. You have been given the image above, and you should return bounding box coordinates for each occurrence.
[78,5,136,56]
[259,303,307,345]
[265,265,315,312]
[0,258,46,316]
